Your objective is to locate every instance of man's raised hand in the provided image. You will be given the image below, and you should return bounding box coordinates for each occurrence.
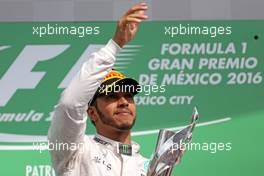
[113,3,148,48]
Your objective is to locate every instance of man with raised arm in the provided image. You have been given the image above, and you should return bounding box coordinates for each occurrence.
[48,3,149,176]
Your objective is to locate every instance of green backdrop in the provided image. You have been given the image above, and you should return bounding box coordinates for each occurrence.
[0,21,263,175]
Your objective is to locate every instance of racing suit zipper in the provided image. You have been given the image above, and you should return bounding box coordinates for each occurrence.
[117,154,124,176]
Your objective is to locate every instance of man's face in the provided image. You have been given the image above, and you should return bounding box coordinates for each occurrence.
[94,92,136,131]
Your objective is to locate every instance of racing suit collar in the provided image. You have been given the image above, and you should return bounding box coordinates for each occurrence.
[94,134,140,156]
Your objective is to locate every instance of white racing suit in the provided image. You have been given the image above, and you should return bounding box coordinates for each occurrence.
[48,39,149,176]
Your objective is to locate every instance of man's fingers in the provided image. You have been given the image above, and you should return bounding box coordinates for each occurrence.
[113,3,147,47]
[126,3,148,15]
[128,13,148,20]
[123,14,148,25]
[120,3,148,27]
[125,17,143,23]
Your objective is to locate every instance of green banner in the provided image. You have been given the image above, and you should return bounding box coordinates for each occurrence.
[0,21,263,176]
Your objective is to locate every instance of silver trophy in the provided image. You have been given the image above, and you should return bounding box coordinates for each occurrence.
[147,107,199,176]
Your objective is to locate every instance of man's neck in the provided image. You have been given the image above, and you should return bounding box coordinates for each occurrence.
[97,129,132,144]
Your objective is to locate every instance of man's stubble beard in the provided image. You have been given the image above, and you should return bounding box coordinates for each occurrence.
[95,105,136,131]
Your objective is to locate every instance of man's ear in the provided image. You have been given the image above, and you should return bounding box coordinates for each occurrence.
[87,106,98,123]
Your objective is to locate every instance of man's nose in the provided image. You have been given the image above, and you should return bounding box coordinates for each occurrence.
[117,96,129,107]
